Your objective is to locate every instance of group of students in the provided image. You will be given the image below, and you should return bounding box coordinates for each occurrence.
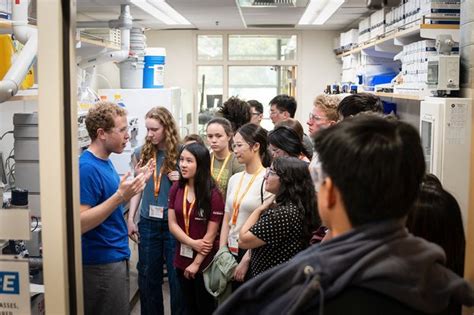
[79,93,474,315]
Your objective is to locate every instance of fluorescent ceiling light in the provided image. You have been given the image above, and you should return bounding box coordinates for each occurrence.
[298,0,345,25]
[130,0,192,25]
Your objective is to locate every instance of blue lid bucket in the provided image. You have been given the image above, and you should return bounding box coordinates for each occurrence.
[143,48,166,88]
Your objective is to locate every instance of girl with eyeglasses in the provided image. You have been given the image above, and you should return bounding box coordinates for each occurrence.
[206,117,244,199]
[238,157,319,278]
[219,123,272,289]
[127,106,184,315]
[168,143,225,315]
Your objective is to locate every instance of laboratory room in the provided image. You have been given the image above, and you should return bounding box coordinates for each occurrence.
[1,0,474,314]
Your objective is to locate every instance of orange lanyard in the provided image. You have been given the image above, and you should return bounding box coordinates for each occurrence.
[153,151,165,199]
[231,167,263,225]
[183,185,196,236]
[211,153,231,184]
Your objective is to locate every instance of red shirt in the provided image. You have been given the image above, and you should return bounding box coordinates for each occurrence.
[168,182,224,271]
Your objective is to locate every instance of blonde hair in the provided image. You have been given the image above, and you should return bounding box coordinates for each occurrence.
[313,94,340,122]
[140,107,181,173]
[86,101,127,141]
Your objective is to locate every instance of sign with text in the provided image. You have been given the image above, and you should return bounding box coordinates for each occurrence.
[0,257,30,315]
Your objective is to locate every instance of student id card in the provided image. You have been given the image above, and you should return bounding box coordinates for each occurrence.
[149,205,164,219]
[228,235,239,255]
[180,243,193,258]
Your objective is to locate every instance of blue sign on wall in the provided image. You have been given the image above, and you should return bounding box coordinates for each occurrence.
[0,272,20,295]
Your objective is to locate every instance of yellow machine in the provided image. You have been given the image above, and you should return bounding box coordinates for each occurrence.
[0,34,34,89]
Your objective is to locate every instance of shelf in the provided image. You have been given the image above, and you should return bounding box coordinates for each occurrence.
[0,18,12,29]
[337,23,460,58]
[9,89,38,101]
[374,92,425,101]
[76,33,121,60]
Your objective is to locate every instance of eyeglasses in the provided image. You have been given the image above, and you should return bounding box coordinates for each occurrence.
[270,110,283,117]
[264,167,278,179]
[251,112,261,116]
[231,142,250,151]
[309,158,326,191]
[308,112,327,122]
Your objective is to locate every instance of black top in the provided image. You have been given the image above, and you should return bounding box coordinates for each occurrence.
[311,286,451,315]
[249,201,305,278]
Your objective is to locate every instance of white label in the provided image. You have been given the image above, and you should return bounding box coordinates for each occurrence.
[0,257,30,315]
[149,205,164,219]
[446,103,467,145]
[180,244,193,258]
[153,65,164,86]
[228,235,239,255]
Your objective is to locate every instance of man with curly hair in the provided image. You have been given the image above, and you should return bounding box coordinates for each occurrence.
[306,94,340,137]
[80,102,153,315]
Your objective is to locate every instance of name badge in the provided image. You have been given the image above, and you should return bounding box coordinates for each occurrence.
[149,205,164,219]
[180,243,194,258]
[228,234,239,255]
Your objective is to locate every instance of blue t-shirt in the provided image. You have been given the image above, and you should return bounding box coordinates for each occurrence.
[80,150,130,265]
[134,146,173,221]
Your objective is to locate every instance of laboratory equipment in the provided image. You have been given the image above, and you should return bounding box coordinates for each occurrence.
[420,97,472,228]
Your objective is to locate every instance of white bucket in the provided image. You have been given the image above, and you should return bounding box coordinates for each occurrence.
[119,59,145,89]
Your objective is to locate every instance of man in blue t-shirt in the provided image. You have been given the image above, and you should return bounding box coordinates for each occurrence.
[80,102,153,315]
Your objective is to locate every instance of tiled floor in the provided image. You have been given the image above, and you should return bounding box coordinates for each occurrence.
[130,280,171,315]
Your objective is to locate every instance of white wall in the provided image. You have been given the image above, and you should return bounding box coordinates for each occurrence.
[96,29,342,133]
[298,30,341,130]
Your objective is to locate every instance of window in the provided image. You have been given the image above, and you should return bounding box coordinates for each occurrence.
[228,35,297,61]
[196,33,298,133]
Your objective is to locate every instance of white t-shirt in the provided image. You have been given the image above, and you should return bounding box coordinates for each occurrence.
[225,168,271,244]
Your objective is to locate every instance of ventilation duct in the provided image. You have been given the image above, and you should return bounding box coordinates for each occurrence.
[252,0,296,6]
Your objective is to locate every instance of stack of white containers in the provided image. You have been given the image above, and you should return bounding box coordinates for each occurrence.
[420,0,460,24]
[341,54,359,83]
[404,0,422,25]
[339,29,359,51]
[370,8,389,40]
[119,27,146,89]
[358,17,371,44]
[395,39,459,94]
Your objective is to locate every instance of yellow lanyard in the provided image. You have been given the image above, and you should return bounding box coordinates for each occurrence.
[231,167,263,225]
[183,185,196,236]
[153,151,164,198]
[211,153,231,184]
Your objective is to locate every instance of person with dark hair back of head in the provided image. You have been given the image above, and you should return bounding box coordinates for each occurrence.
[268,126,311,162]
[269,94,297,124]
[275,118,313,160]
[337,93,383,120]
[407,173,466,315]
[248,100,263,126]
[218,96,251,133]
[216,115,474,315]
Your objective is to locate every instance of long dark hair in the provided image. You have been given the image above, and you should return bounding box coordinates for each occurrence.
[178,143,217,220]
[272,157,319,245]
[407,174,465,277]
[268,126,309,158]
[237,123,271,167]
